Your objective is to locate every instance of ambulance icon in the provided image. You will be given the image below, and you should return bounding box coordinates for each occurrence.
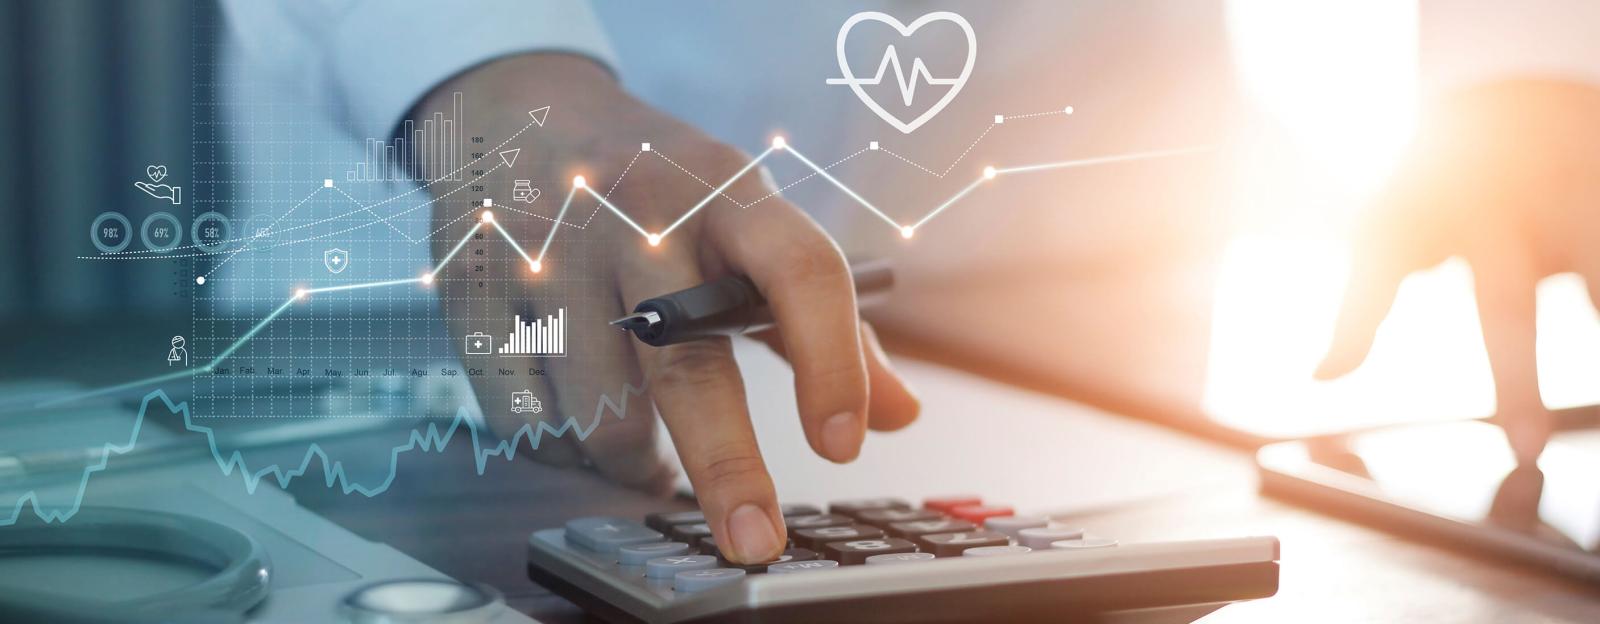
[511,390,542,415]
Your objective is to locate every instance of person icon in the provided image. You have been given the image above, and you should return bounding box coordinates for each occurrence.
[167,335,188,367]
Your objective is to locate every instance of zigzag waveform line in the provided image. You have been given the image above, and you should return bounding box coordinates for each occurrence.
[3,382,645,526]
[532,142,1212,269]
[825,44,962,106]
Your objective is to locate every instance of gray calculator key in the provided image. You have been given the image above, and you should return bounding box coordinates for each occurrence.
[919,530,1010,557]
[619,541,692,566]
[865,552,936,565]
[794,524,884,552]
[668,522,716,544]
[699,536,729,558]
[564,517,664,553]
[857,508,942,526]
[963,545,1033,557]
[1051,536,1119,550]
[644,510,706,533]
[1017,527,1085,549]
[778,503,822,517]
[784,514,854,533]
[985,515,1048,537]
[674,568,746,593]
[829,497,911,519]
[888,518,976,539]
[768,559,840,574]
[721,548,819,573]
[825,537,918,565]
[645,554,717,579]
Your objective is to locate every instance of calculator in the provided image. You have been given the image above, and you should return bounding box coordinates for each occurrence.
[526,495,1279,623]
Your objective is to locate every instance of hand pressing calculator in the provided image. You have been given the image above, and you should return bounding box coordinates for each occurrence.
[526,495,1279,623]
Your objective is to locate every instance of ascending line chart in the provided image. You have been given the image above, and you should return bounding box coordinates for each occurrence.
[82,105,1209,280]
[44,105,1210,412]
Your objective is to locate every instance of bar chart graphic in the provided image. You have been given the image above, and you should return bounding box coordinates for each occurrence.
[348,91,465,182]
[498,308,566,357]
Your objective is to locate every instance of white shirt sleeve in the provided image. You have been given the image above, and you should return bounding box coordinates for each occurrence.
[1421,0,1600,96]
[218,0,617,140]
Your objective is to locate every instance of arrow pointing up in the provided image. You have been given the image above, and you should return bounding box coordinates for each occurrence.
[528,106,550,127]
[498,149,521,168]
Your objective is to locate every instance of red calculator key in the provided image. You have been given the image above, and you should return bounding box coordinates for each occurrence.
[949,504,1013,524]
[922,495,982,513]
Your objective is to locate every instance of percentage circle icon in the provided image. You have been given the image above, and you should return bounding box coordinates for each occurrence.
[90,211,133,253]
[140,211,183,252]
[191,211,232,252]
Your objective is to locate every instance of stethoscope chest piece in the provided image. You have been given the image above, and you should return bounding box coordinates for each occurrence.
[341,577,505,624]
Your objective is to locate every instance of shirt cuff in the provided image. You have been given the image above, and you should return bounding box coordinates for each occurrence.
[328,0,617,140]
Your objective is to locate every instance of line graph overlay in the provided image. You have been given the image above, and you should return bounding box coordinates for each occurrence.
[4,383,644,526]
[83,107,1092,264]
[40,210,537,410]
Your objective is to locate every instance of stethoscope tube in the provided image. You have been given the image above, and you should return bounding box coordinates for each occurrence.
[0,506,271,623]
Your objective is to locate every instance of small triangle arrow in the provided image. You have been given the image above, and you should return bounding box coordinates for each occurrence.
[498,149,521,168]
[528,107,550,127]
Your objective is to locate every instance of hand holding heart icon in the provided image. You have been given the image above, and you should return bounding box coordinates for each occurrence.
[826,12,976,134]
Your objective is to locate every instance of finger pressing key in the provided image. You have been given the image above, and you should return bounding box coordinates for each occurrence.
[617,246,786,565]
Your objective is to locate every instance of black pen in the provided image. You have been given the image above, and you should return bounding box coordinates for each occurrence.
[610,261,894,347]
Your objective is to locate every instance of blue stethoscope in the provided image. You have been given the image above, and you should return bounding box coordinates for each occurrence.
[0,507,270,623]
[0,507,503,623]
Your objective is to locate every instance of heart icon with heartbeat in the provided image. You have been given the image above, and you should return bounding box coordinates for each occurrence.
[146,165,168,183]
[826,11,976,134]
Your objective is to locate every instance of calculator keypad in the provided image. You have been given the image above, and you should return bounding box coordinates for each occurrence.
[557,495,1117,592]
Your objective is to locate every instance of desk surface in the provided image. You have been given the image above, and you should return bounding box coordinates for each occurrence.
[281,358,1600,624]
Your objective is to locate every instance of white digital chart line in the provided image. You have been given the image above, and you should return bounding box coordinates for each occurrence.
[49,105,1210,411]
[81,106,1204,269]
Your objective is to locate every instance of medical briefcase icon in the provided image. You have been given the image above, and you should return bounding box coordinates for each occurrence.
[464,332,494,355]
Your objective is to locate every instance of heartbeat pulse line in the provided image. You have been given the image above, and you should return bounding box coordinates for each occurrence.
[826,45,961,106]
[3,383,644,526]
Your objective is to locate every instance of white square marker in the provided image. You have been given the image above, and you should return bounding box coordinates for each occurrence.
[994,115,1005,124]
[323,179,334,188]
[641,142,652,152]
[482,198,493,207]
[869,141,879,150]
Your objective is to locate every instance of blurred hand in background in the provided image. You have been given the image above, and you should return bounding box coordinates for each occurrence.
[1317,79,1600,461]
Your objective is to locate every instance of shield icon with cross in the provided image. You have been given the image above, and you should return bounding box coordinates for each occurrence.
[323,248,349,274]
